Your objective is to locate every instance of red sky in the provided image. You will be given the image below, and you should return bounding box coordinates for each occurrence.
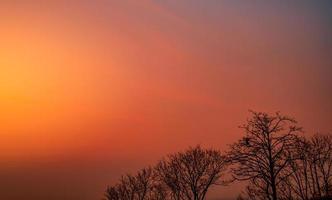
[0,1,331,199]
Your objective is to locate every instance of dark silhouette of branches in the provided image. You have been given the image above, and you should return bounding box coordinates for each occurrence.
[155,146,228,200]
[282,136,312,200]
[102,110,331,200]
[310,134,332,198]
[104,167,155,200]
[227,111,302,200]
[281,134,332,200]
[104,146,228,200]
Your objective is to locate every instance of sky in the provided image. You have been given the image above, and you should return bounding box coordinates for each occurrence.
[0,1,331,200]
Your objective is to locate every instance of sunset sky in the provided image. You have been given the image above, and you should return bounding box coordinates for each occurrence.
[0,1,331,200]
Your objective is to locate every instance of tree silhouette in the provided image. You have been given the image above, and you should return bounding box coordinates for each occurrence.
[228,111,302,200]
[282,134,332,200]
[309,134,332,198]
[104,146,227,200]
[104,167,155,200]
[102,111,331,200]
[282,136,312,200]
[155,146,228,200]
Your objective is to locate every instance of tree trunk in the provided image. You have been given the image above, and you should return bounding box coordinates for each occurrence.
[271,179,278,200]
[313,164,322,198]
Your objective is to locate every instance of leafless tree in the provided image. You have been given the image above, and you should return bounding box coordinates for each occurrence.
[155,157,182,200]
[147,182,168,200]
[309,134,332,198]
[155,146,228,200]
[228,111,302,200]
[104,185,119,200]
[269,133,332,200]
[104,167,155,200]
[280,136,315,200]
[102,110,331,200]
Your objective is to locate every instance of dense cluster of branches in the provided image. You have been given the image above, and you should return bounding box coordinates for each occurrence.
[235,133,332,200]
[228,111,303,200]
[104,146,228,200]
[280,134,332,200]
[103,111,331,200]
[229,111,332,200]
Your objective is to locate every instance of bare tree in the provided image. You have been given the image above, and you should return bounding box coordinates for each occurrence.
[148,182,168,200]
[105,186,119,200]
[228,111,302,200]
[283,136,312,200]
[102,110,330,200]
[309,134,332,198]
[155,146,228,200]
[104,167,155,200]
[155,157,182,200]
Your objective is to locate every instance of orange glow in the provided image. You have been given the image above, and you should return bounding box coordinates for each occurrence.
[0,1,331,200]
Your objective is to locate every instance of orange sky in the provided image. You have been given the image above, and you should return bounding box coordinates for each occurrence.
[0,1,331,200]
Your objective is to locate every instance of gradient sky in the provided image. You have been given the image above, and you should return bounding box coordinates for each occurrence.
[0,1,331,200]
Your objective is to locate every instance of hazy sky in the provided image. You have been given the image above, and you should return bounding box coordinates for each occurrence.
[0,1,331,200]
